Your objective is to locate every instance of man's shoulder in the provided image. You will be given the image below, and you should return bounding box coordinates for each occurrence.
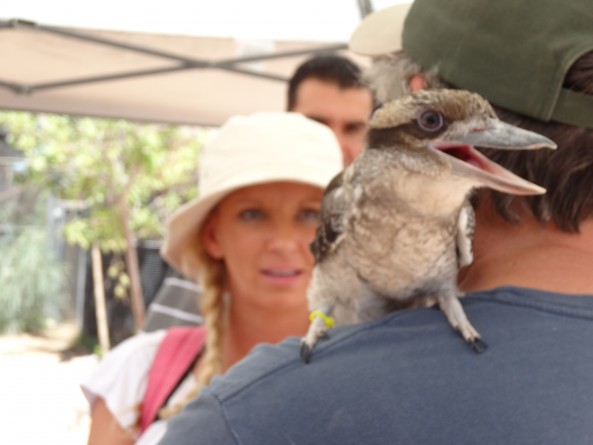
[210,286,593,402]
[164,287,593,445]
[208,337,302,399]
[206,287,489,401]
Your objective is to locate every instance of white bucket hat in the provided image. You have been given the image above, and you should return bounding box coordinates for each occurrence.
[349,2,412,56]
[161,112,343,271]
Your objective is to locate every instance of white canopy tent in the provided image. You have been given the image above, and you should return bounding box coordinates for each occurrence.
[0,0,411,127]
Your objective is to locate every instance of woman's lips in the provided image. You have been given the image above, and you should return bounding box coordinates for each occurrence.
[261,268,304,285]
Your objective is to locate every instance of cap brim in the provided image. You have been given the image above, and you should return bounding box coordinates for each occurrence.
[349,3,412,56]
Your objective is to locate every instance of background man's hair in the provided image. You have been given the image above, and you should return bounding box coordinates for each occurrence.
[287,54,367,110]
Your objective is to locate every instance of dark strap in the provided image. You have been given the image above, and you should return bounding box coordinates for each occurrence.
[139,326,206,433]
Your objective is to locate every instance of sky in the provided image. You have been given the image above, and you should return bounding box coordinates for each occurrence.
[3,0,410,42]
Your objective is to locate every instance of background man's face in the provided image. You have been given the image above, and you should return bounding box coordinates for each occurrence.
[292,78,373,166]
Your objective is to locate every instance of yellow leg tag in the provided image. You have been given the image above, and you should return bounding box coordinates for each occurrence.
[309,311,335,328]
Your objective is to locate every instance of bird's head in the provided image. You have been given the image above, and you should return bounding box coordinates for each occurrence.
[368,89,556,195]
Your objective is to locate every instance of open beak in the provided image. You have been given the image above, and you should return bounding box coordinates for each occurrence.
[459,119,557,151]
[430,119,556,196]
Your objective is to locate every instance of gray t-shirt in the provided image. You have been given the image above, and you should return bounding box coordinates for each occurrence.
[159,286,593,445]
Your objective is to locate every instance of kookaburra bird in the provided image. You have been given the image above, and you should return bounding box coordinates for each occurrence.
[301,89,556,362]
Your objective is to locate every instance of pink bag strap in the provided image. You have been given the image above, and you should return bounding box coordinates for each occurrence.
[139,326,206,433]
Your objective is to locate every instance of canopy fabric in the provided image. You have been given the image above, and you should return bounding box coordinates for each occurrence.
[0,1,410,126]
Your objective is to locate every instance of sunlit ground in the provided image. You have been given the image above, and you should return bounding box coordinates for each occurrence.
[0,323,97,444]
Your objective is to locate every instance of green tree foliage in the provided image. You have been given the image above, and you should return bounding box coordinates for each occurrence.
[1,112,204,250]
[0,188,66,333]
[0,227,65,333]
[0,111,205,331]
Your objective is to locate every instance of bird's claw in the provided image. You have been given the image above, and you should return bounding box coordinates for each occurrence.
[301,307,334,364]
[300,332,331,363]
[468,337,488,354]
[300,342,313,364]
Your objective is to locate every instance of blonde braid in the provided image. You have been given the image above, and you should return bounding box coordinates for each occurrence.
[159,228,227,419]
[194,247,226,388]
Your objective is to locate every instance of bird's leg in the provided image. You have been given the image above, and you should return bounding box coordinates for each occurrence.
[456,201,475,269]
[437,292,487,353]
[300,303,335,364]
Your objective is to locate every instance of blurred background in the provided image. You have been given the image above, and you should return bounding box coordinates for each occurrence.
[0,1,411,443]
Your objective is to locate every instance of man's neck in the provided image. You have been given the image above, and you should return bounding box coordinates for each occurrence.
[458,203,593,296]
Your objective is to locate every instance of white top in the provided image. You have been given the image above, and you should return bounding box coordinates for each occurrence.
[81,330,197,445]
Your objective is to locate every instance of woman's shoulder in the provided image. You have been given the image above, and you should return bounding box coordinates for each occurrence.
[111,330,169,359]
[81,330,168,424]
[99,330,169,373]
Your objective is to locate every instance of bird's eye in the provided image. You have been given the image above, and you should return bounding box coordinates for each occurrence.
[417,109,444,132]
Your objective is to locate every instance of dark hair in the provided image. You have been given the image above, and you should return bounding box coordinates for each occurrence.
[287,55,368,110]
[478,51,593,232]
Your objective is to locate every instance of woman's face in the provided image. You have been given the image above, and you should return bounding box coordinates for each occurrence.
[202,181,323,312]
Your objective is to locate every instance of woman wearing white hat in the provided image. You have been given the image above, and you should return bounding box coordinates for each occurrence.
[82,112,343,445]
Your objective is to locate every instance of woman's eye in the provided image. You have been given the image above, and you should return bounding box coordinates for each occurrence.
[298,209,320,224]
[238,209,264,221]
[417,109,444,132]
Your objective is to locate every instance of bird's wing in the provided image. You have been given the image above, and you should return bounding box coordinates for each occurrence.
[456,200,475,269]
[311,170,352,263]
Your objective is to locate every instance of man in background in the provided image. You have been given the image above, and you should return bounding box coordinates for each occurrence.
[288,54,374,166]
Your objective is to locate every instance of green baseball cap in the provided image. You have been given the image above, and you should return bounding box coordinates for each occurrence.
[351,0,593,129]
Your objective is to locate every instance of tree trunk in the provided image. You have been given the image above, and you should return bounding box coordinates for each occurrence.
[91,244,110,352]
[119,203,145,330]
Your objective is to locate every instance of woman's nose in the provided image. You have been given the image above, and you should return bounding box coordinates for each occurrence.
[267,224,300,252]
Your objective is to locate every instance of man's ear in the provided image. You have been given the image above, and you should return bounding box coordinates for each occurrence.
[408,74,427,92]
[202,215,224,259]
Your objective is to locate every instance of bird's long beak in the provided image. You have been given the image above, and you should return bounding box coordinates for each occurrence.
[459,119,557,151]
[430,120,556,196]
